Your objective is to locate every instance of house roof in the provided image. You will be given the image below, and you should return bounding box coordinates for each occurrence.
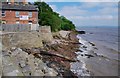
[1,4,38,11]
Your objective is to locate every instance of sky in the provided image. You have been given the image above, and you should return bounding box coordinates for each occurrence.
[27,0,119,27]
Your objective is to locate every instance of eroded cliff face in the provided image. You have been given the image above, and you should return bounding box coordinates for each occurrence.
[1,29,79,77]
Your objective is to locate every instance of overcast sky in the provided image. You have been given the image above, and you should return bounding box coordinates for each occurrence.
[27,0,119,27]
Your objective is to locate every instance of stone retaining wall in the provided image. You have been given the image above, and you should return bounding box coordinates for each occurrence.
[39,26,53,42]
[1,26,53,50]
[2,32,43,50]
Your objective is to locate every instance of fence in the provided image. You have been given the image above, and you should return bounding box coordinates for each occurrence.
[0,24,39,32]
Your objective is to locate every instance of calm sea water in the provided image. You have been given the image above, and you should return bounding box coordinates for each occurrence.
[77,26,119,52]
[74,26,119,76]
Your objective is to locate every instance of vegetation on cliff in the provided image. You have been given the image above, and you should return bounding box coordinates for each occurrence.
[34,2,76,32]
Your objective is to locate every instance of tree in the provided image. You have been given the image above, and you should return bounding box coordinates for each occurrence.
[34,2,76,32]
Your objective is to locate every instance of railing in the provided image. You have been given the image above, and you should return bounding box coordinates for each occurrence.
[0,24,39,32]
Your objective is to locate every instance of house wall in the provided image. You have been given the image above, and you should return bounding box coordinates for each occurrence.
[2,10,38,24]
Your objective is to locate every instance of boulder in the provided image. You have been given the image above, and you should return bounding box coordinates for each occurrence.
[59,30,71,39]
[2,55,24,76]
[2,48,58,76]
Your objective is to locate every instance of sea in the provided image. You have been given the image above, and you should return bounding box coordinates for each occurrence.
[70,26,119,76]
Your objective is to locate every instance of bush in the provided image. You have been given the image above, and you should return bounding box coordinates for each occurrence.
[34,2,76,32]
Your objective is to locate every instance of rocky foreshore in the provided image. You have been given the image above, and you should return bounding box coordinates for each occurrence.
[1,30,80,77]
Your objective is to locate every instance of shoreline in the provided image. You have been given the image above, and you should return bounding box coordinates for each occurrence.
[1,29,119,77]
[74,34,119,76]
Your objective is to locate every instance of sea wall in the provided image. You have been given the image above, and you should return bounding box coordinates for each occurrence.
[2,32,43,50]
[1,26,53,50]
[39,26,53,42]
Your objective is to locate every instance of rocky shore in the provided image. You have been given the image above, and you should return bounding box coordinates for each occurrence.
[1,30,80,77]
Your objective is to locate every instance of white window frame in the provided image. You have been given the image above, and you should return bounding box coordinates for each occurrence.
[28,12,32,18]
[15,11,19,17]
[16,21,20,24]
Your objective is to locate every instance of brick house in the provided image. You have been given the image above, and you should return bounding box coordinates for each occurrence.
[1,0,38,24]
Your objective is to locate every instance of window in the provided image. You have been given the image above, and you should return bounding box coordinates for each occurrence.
[7,0,11,2]
[2,20,6,24]
[15,11,19,17]
[28,21,32,24]
[16,21,20,24]
[2,10,5,17]
[28,12,32,17]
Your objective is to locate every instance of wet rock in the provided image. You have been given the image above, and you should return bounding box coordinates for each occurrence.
[89,42,95,46]
[81,54,84,56]
[83,46,87,49]
[89,33,93,34]
[94,47,98,50]
[76,49,83,52]
[77,31,86,34]
[84,54,94,58]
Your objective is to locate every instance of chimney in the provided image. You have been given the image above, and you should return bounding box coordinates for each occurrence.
[8,0,28,5]
[10,0,14,5]
[21,0,28,5]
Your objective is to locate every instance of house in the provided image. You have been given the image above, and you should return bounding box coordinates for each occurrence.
[1,0,38,24]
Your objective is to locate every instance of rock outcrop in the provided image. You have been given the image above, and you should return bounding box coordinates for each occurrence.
[2,48,58,76]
